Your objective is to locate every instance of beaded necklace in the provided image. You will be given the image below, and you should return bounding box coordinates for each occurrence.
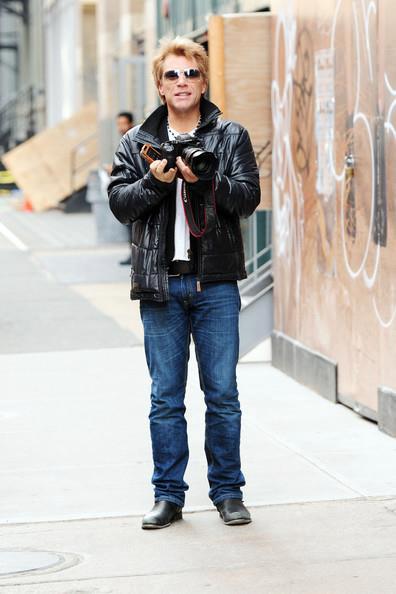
[166,115,201,138]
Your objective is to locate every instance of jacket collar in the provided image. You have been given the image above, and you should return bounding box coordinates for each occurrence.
[136,97,222,147]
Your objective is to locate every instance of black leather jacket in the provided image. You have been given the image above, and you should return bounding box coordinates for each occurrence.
[108,98,260,302]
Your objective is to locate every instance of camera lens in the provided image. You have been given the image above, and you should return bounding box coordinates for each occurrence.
[182,147,217,180]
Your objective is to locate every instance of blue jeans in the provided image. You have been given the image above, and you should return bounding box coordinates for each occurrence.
[139,274,246,507]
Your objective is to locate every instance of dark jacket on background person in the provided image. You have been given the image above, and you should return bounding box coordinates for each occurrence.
[108,98,260,302]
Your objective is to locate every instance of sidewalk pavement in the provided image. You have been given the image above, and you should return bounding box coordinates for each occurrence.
[1,201,396,593]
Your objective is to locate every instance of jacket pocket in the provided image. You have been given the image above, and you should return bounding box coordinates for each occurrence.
[131,271,158,293]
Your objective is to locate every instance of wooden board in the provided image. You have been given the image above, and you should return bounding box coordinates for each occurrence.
[2,102,98,211]
[271,0,396,415]
[208,14,272,210]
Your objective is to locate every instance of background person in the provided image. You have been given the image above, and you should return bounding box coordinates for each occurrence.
[116,111,134,136]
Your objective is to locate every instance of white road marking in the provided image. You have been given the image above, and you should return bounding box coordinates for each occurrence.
[0,221,28,251]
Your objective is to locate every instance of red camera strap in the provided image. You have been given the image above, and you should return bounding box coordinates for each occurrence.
[181,180,217,238]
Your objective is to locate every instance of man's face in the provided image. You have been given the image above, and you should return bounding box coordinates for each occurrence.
[117,116,133,136]
[158,54,207,115]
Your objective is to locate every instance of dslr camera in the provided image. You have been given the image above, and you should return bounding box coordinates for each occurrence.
[141,133,218,181]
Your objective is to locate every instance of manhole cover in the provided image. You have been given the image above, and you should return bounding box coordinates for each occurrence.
[0,551,67,576]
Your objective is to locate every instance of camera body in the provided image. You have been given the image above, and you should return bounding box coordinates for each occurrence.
[141,133,218,181]
[160,133,199,169]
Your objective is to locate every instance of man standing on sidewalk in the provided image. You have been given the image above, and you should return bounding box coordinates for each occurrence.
[108,37,260,529]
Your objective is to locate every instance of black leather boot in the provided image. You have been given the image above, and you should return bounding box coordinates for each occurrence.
[141,501,183,530]
[216,499,252,525]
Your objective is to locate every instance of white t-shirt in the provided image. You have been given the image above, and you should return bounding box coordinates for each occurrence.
[167,124,197,261]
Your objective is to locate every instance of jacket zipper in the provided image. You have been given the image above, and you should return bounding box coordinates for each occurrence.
[159,204,169,301]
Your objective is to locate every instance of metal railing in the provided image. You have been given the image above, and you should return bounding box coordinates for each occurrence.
[239,243,273,304]
[238,243,273,357]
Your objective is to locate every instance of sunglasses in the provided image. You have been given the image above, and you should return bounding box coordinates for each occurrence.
[163,68,201,81]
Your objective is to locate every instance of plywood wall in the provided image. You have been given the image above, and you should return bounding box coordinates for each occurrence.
[208,14,272,209]
[271,0,396,415]
[2,102,98,211]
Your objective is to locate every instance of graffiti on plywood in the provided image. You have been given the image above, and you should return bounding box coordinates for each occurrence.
[272,9,305,328]
[293,27,314,176]
[314,48,336,274]
[273,0,396,329]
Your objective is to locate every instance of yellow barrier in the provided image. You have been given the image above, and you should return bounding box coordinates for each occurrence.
[0,171,15,184]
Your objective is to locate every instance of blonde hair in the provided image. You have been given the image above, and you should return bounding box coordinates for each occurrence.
[152,36,209,103]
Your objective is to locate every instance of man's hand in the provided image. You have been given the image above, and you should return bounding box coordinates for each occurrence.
[150,159,177,183]
[176,157,199,183]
